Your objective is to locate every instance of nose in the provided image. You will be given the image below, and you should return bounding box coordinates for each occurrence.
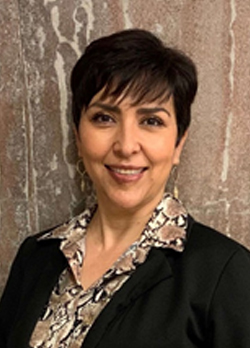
[113,122,141,158]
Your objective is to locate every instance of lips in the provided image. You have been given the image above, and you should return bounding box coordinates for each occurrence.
[108,166,145,175]
[105,165,147,182]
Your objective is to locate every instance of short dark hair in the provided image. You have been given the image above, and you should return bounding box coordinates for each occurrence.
[71,29,198,144]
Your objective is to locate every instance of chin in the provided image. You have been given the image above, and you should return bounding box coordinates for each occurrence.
[111,196,141,210]
[103,190,161,213]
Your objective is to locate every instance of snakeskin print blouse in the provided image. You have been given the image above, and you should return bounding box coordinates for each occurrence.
[30,193,188,348]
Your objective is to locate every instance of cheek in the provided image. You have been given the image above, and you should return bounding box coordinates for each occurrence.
[80,146,100,164]
[79,127,115,160]
[148,138,177,165]
[78,135,109,170]
[77,128,99,157]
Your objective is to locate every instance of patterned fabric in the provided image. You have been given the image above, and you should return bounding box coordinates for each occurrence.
[30,193,188,348]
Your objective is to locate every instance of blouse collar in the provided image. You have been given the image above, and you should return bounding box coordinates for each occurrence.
[38,193,188,285]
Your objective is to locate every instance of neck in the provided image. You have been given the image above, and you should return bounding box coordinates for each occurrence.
[88,197,160,251]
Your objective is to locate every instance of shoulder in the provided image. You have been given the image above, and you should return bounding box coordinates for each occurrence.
[161,216,250,314]
[13,208,91,270]
[163,215,250,284]
[178,215,250,282]
[187,215,250,257]
[13,224,66,270]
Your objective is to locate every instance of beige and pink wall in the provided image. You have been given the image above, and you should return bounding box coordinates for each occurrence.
[1,0,250,293]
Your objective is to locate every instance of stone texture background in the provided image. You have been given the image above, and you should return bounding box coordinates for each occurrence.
[0,0,250,294]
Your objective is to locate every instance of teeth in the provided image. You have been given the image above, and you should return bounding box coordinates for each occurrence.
[111,168,143,175]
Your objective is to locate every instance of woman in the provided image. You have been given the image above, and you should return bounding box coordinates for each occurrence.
[0,29,250,348]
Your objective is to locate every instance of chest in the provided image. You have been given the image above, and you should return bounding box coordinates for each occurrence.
[82,276,207,348]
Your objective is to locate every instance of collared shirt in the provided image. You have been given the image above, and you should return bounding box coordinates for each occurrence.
[30,193,188,348]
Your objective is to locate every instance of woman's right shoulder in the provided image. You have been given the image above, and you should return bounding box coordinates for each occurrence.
[17,223,66,259]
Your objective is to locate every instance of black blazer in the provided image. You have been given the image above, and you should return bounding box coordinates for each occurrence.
[1,216,250,348]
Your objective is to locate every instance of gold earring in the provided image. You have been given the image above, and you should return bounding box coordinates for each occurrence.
[76,159,86,192]
[172,165,179,199]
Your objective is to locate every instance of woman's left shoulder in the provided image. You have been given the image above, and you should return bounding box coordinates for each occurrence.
[186,215,250,264]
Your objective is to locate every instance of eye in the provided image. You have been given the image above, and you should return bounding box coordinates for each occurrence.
[141,116,165,127]
[91,112,115,124]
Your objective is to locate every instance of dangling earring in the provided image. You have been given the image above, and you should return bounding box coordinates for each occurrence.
[172,165,179,199]
[76,159,86,192]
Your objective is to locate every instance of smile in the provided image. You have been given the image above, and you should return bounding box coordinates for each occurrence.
[108,167,145,175]
[105,165,147,182]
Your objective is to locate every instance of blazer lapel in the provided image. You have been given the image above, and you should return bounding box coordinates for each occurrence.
[83,248,173,348]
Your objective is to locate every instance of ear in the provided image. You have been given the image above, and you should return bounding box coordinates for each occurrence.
[74,126,83,158]
[173,130,188,166]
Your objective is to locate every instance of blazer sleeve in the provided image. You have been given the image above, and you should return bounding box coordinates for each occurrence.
[207,247,250,347]
[0,237,34,347]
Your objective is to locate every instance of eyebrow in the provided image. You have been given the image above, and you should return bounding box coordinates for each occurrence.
[136,107,171,117]
[88,102,172,117]
[88,102,121,114]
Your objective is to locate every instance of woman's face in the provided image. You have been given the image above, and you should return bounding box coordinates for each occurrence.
[76,91,187,215]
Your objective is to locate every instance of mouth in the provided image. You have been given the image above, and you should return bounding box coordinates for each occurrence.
[106,165,147,175]
[105,165,148,182]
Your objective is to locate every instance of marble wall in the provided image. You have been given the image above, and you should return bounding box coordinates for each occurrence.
[0,0,250,294]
